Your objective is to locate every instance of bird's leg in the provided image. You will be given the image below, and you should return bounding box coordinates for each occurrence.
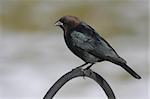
[72,63,88,71]
[81,63,94,79]
[81,63,95,78]
[73,62,88,73]
[85,63,95,70]
[78,62,89,68]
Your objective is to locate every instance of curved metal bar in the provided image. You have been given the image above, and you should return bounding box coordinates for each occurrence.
[43,67,116,99]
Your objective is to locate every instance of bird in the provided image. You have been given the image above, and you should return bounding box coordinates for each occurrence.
[55,15,141,79]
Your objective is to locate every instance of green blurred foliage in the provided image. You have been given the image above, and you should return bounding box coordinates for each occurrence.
[1,0,40,31]
[0,0,148,37]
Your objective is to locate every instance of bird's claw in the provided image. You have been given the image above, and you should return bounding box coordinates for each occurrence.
[82,70,87,79]
[82,68,93,79]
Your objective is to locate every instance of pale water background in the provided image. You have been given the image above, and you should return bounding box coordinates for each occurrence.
[0,32,148,99]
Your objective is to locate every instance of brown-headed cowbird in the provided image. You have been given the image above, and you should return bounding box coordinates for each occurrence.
[55,15,141,79]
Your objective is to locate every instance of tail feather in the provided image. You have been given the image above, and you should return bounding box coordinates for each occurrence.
[120,63,141,79]
[109,57,141,79]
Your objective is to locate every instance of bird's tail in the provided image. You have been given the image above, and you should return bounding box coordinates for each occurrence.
[110,57,141,79]
[119,63,141,79]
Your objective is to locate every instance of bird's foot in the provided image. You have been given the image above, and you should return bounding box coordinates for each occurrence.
[71,66,86,79]
[82,69,87,79]
[81,68,93,79]
[84,67,93,76]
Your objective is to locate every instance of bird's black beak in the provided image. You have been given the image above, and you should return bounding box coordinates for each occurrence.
[55,21,63,26]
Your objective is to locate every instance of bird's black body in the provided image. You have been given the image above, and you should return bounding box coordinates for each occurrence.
[64,22,101,63]
[55,16,141,79]
[65,22,124,63]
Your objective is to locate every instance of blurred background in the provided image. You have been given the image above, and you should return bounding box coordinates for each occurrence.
[0,0,149,99]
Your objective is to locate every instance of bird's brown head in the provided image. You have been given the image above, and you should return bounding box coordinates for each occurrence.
[55,16,80,33]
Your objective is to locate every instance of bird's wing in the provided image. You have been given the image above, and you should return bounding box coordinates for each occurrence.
[71,31,113,58]
[71,23,126,62]
[71,30,95,51]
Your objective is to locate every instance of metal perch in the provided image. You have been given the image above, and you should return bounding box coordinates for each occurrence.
[43,67,116,99]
